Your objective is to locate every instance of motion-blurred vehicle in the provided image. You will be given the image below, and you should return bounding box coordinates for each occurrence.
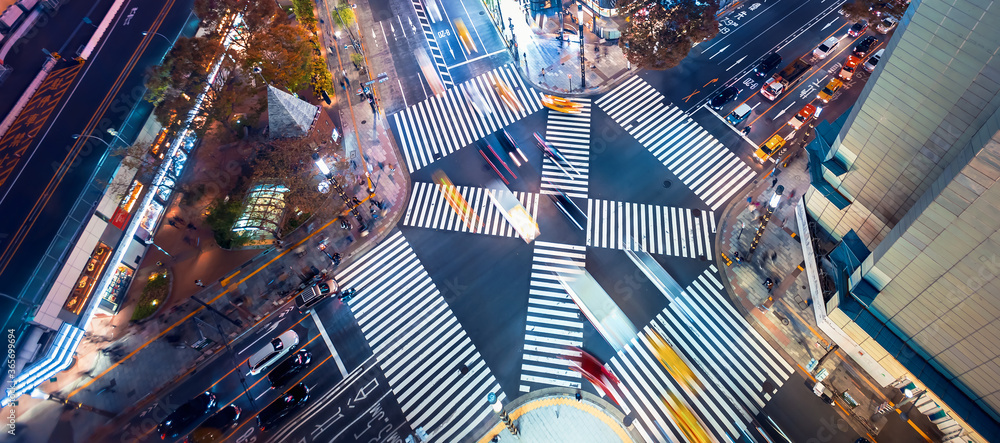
[496,129,528,167]
[249,330,299,376]
[158,392,216,440]
[548,188,586,230]
[853,35,878,57]
[485,178,539,243]
[726,103,752,126]
[541,94,583,113]
[662,391,716,443]
[754,52,781,77]
[414,49,445,96]
[453,19,477,53]
[561,347,621,405]
[464,83,492,115]
[865,48,884,72]
[646,330,702,393]
[812,36,840,59]
[268,350,313,389]
[258,383,310,432]
[839,55,861,81]
[479,141,517,184]
[533,132,581,178]
[492,77,522,112]
[848,20,869,37]
[432,171,481,230]
[788,104,817,130]
[755,134,786,163]
[817,78,843,103]
[423,0,442,22]
[186,404,240,443]
[709,86,740,110]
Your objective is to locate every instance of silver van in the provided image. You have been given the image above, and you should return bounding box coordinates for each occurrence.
[249,330,299,376]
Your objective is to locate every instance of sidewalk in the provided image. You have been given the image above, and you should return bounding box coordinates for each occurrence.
[496,0,632,95]
[469,388,644,443]
[714,137,942,440]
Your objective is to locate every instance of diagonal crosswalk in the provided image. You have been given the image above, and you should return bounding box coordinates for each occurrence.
[609,266,793,443]
[402,181,540,238]
[541,100,591,199]
[334,231,506,443]
[595,76,755,210]
[391,64,542,172]
[519,241,587,393]
[586,199,715,260]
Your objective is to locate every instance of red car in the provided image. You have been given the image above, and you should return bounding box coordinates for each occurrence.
[561,347,621,405]
[788,104,817,130]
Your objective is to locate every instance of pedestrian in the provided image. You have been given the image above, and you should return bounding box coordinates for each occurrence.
[771,177,778,188]
[540,67,546,78]
[340,79,346,90]
[168,220,176,227]
[187,223,196,230]
[195,280,205,287]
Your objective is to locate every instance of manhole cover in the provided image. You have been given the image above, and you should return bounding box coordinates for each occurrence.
[692,209,701,217]
[663,180,671,188]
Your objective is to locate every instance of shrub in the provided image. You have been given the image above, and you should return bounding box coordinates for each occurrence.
[131,271,170,321]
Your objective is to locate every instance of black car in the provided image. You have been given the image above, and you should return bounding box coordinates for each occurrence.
[709,86,741,110]
[158,392,217,440]
[496,129,528,167]
[848,20,868,37]
[186,404,241,443]
[755,52,781,77]
[549,189,586,230]
[267,350,312,389]
[853,36,878,57]
[258,383,309,432]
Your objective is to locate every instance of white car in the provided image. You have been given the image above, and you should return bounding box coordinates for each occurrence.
[463,83,492,115]
[813,36,840,59]
[876,16,898,34]
[248,330,299,375]
[865,49,885,72]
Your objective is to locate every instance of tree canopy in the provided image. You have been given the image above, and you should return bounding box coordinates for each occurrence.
[841,0,908,23]
[617,0,719,71]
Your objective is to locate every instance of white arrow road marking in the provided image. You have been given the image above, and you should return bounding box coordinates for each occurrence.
[821,19,837,31]
[773,103,794,121]
[726,55,747,71]
[709,44,731,60]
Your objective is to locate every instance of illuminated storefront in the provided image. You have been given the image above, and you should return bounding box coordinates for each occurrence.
[110,180,143,229]
[99,264,134,313]
[63,242,112,315]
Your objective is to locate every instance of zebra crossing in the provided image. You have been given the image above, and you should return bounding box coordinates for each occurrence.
[595,76,755,210]
[409,0,453,88]
[519,241,587,393]
[541,99,591,199]
[609,266,794,443]
[586,199,715,260]
[391,64,542,172]
[334,231,505,443]
[402,181,540,238]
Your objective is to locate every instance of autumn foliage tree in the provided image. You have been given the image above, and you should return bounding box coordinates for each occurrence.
[617,0,719,70]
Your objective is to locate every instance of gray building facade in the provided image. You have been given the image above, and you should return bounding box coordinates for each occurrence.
[804,0,1000,440]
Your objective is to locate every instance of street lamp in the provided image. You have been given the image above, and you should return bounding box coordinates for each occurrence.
[142,30,172,44]
[72,133,112,148]
[312,153,370,237]
[899,388,926,421]
[579,9,585,89]
[488,392,518,437]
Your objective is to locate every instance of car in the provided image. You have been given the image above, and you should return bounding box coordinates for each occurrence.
[463,83,492,115]
[865,49,884,72]
[492,78,522,112]
[561,347,621,405]
[541,94,582,113]
[839,55,862,81]
[295,278,338,311]
[497,129,528,167]
[788,104,817,130]
[853,36,878,57]
[549,189,586,230]
[817,78,843,103]
[755,52,782,77]
[258,383,310,432]
[248,330,299,376]
[186,405,241,443]
[267,350,312,389]
[709,86,741,110]
[813,36,840,59]
[848,20,868,37]
[157,392,217,440]
[876,16,897,34]
[453,19,477,53]
[755,134,786,163]
[727,103,752,125]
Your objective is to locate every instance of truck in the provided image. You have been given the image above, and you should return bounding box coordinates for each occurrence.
[760,57,812,101]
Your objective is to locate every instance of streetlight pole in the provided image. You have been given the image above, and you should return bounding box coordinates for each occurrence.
[190,296,257,412]
[899,389,926,422]
[142,30,172,44]
[72,133,111,148]
[488,392,518,437]
[578,8,585,89]
[313,153,370,237]
[748,185,783,256]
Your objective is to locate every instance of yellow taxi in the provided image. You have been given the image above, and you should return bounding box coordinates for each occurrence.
[541,94,582,113]
[817,78,843,103]
[755,134,785,163]
[647,331,702,393]
[453,19,477,54]
[662,392,715,443]
[492,78,522,112]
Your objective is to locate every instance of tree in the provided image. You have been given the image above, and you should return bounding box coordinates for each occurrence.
[617,0,719,70]
[249,21,315,92]
[146,36,223,132]
[841,0,908,23]
[98,142,161,202]
[194,0,278,50]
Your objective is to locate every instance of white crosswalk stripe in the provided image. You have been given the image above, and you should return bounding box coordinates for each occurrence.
[402,181,540,238]
[586,199,715,259]
[519,241,587,393]
[542,100,591,199]
[595,76,755,210]
[609,266,794,443]
[391,64,542,172]
[409,0,453,87]
[335,231,505,443]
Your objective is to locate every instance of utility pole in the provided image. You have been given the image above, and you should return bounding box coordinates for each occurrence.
[191,296,257,412]
[578,8,585,89]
